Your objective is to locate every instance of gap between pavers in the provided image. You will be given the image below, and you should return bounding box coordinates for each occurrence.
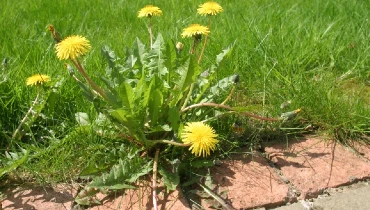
[264,135,370,199]
[271,181,370,210]
[350,141,370,161]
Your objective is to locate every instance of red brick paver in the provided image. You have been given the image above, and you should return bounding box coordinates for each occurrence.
[90,184,189,210]
[351,141,370,161]
[2,184,78,210]
[3,183,189,210]
[4,136,370,209]
[264,136,370,199]
[208,154,290,209]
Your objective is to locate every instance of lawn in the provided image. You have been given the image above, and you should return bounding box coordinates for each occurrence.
[1,0,370,207]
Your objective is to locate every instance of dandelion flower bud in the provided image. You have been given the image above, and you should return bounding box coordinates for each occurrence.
[176,42,184,52]
[231,74,239,84]
[280,108,302,121]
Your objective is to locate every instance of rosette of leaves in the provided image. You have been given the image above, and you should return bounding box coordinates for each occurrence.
[75,34,236,204]
[78,34,235,147]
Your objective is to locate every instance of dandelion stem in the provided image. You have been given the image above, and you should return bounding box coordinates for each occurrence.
[198,17,211,64]
[221,85,236,105]
[198,182,234,210]
[181,102,280,121]
[153,140,191,147]
[190,38,198,54]
[149,17,153,49]
[181,83,194,111]
[71,59,112,104]
[152,149,160,210]
[11,89,40,141]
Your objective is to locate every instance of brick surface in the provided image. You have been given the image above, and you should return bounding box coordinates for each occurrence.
[208,153,290,209]
[3,183,189,210]
[351,141,370,161]
[2,184,78,210]
[264,136,370,199]
[4,137,370,210]
[90,183,190,210]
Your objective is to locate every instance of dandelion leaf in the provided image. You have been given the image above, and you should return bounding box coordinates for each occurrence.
[164,40,177,77]
[0,149,29,178]
[148,89,163,125]
[118,82,134,110]
[89,149,152,190]
[75,112,90,126]
[216,41,235,67]
[159,166,179,191]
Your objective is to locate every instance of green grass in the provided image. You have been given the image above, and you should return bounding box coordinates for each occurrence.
[1,0,370,185]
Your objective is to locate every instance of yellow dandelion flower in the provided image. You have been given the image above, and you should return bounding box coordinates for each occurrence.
[55,35,91,60]
[181,122,219,157]
[138,5,163,18]
[181,24,210,38]
[197,1,223,16]
[26,74,51,86]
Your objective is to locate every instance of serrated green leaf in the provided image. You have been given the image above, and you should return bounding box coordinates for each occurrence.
[126,53,138,68]
[181,175,201,187]
[101,45,117,70]
[118,82,134,110]
[75,196,101,206]
[176,56,200,92]
[101,45,125,89]
[210,76,234,92]
[132,37,146,67]
[216,41,235,67]
[168,106,180,132]
[194,43,235,103]
[76,80,94,101]
[91,183,136,190]
[75,112,90,126]
[126,160,153,183]
[109,109,129,123]
[79,163,109,177]
[190,159,215,168]
[159,167,179,191]
[165,40,177,84]
[133,74,146,104]
[99,75,115,91]
[146,124,172,133]
[170,56,200,106]
[89,148,151,190]
[0,150,29,177]
[148,34,166,76]
[200,75,236,103]
[142,76,154,108]
[109,109,135,125]
[149,89,163,124]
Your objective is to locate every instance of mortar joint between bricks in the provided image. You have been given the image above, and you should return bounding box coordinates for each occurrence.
[256,150,300,205]
[342,143,370,163]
